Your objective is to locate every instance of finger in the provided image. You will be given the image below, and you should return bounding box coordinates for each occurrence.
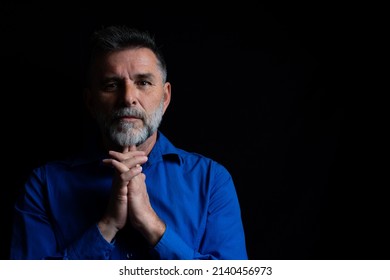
[121,166,143,181]
[111,160,143,181]
[110,159,143,173]
[108,150,146,161]
[110,159,130,173]
[129,145,137,152]
[103,155,148,169]
[122,145,141,158]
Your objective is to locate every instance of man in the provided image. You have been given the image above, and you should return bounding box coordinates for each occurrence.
[10,25,247,259]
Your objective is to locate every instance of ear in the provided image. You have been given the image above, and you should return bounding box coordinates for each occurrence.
[162,82,171,114]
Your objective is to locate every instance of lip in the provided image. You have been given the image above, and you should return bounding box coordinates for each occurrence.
[120,116,139,122]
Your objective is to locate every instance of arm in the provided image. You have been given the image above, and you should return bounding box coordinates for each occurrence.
[10,147,145,259]
[10,168,112,259]
[153,163,248,260]
[10,168,116,260]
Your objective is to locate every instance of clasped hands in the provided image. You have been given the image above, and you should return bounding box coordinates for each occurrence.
[98,145,165,245]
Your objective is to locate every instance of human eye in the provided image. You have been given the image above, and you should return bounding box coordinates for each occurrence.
[136,80,152,87]
[101,79,120,92]
[134,74,154,88]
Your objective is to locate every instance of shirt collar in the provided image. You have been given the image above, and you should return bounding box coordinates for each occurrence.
[146,131,182,167]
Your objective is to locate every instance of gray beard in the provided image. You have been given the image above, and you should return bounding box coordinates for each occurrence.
[96,99,164,147]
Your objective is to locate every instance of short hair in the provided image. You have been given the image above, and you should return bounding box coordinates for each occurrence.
[85,25,167,85]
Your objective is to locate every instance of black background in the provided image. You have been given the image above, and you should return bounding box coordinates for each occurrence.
[1,3,387,260]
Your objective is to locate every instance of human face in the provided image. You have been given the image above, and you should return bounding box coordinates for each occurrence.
[86,48,171,148]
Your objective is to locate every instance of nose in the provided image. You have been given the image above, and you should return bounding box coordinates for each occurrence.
[122,81,138,107]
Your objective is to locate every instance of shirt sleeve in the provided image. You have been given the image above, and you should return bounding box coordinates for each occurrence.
[152,162,248,260]
[10,168,114,260]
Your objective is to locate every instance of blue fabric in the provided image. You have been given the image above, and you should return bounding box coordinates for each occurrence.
[10,131,247,260]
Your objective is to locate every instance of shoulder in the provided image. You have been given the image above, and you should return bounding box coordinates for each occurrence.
[176,147,222,168]
[159,133,232,179]
[30,152,103,178]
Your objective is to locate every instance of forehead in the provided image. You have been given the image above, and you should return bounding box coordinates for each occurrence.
[91,47,160,77]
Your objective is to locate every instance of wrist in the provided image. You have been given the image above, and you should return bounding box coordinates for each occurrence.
[98,218,120,243]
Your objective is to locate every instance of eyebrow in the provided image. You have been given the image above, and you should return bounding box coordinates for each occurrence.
[99,72,158,85]
[134,73,155,81]
[103,72,155,80]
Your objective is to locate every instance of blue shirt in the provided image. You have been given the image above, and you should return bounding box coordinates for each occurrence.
[10,131,247,260]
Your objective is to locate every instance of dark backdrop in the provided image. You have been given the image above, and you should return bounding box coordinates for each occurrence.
[1,4,386,260]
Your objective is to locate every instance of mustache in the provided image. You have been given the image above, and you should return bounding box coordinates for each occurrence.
[110,107,146,121]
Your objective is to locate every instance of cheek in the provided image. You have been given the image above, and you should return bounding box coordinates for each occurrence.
[92,97,116,117]
[143,99,162,114]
